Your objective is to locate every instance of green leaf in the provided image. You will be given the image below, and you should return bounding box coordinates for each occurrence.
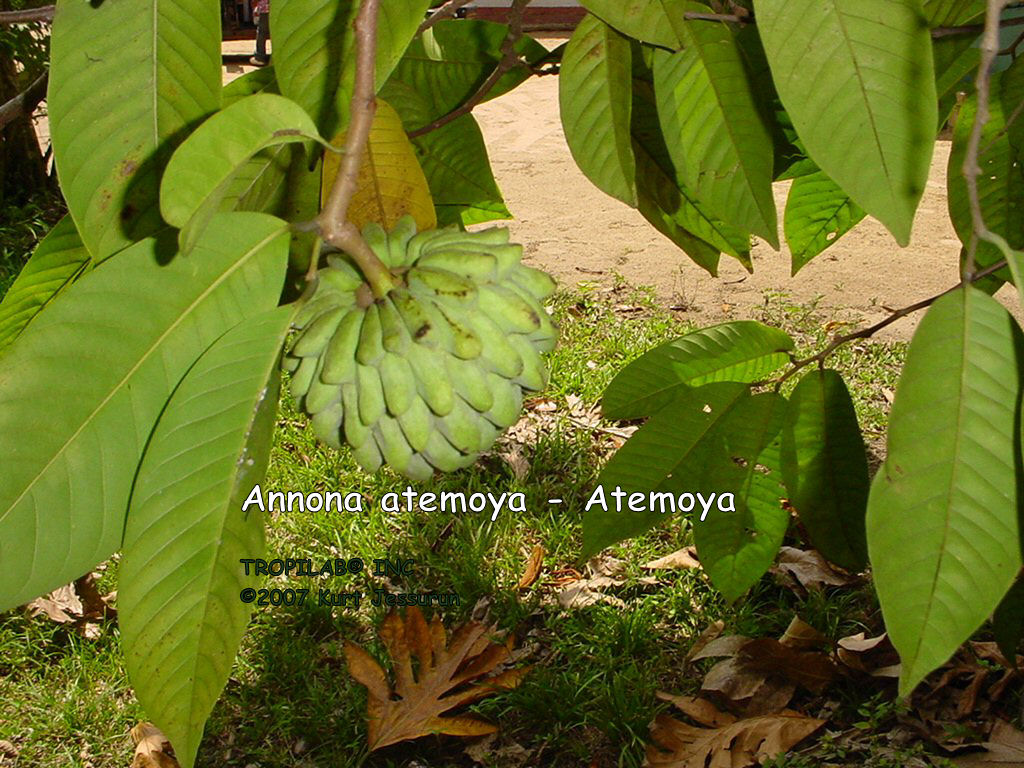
[0,216,90,355]
[602,321,794,420]
[781,369,869,571]
[651,20,778,245]
[922,0,984,26]
[933,36,979,126]
[866,286,1024,695]
[754,0,938,245]
[1002,54,1024,158]
[948,76,1024,282]
[160,94,322,246]
[380,19,549,130]
[631,78,752,272]
[48,0,221,260]
[994,575,1024,665]
[223,66,279,108]
[784,170,866,275]
[559,14,637,206]
[693,392,789,601]
[579,0,686,49]
[0,213,289,612]
[119,306,293,768]
[412,114,512,227]
[274,0,431,138]
[584,382,750,557]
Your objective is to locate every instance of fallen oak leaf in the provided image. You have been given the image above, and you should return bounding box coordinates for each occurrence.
[644,698,824,768]
[344,606,527,752]
[771,547,858,593]
[737,638,837,694]
[130,723,180,768]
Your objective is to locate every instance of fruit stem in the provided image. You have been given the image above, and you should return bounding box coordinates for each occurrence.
[309,0,393,298]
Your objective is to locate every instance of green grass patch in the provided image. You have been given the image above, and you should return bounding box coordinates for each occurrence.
[0,281,912,768]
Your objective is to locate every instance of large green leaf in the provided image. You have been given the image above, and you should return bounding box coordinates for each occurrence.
[0,213,289,611]
[0,216,90,355]
[784,170,866,275]
[380,19,549,131]
[559,14,637,206]
[602,321,794,420]
[693,392,789,601]
[1002,54,1024,159]
[412,114,511,227]
[273,0,431,138]
[48,0,221,260]
[934,35,979,126]
[867,286,1024,695]
[120,306,293,768]
[631,78,752,272]
[755,0,938,245]
[781,369,869,571]
[223,67,279,108]
[948,77,1024,282]
[584,382,750,557]
[922,0,984,25]
[651,20,778,245]
[159,94,321,246]
[579,0,685,49]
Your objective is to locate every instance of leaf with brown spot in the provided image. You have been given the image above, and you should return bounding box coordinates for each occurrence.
[645,699,824,768]
[130,723,180,768]
[344,607,527,752]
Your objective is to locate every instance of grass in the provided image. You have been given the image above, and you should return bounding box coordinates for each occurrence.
[0,269,921,767]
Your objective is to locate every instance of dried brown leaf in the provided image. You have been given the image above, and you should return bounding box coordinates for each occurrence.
[772,547,858,592]
[836,632,901,677]
[701,657,794,712]
[516,545,544,589]
[737,638,837,694]
[130,723,179,768]
[344,607,527,752]
[686,621,726,664]
[643,547,701,571]
[778,617,829,651]
[954,720,1024,766]
[655,694,736,728]
[688,635,751,662]
[645,707,824,768]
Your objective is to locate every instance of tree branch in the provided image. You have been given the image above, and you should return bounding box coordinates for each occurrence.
[408,0,532,139]
[0,5,53,24]
[0,71,48,130]
[418,0,473,34]
[312,0,395,297]
[962,0,1010,279]
[774,259,1010,389]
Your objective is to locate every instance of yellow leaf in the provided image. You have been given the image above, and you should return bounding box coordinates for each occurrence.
[322,100,436,232]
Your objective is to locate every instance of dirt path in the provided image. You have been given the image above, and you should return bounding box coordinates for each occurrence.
[473,61,1017,340]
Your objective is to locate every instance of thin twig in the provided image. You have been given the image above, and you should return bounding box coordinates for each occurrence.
[311,0,395,297]
[418,0,473,34]
[0,5,53,24]
[962,0,1010,279]
[408,0,532,139]
[774,259,1010,389]
[0,71,48,130]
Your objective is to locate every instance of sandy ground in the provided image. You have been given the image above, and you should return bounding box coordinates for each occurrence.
[33,41,1013,342]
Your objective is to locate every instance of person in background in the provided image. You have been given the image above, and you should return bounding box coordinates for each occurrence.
[250,0,270,66]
